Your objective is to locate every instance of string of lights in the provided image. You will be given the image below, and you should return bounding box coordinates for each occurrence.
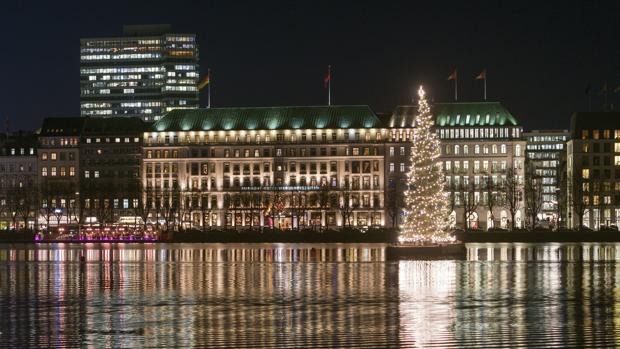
[400,86,453,243]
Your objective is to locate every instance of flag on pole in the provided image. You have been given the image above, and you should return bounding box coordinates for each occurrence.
[614,84,620,93]
[324,66,331,88]
[325,65,332,106]
[198,71,210,90]
[447,69,457,80]
[448,68,458,100]
[475,69,487,100]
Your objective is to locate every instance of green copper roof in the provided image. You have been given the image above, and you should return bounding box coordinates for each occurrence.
[387,102,520,128]
[433,102,519,127]
[151,106,381,132]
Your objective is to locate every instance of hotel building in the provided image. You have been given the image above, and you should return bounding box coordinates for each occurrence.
[386,102,526,229]
[523,129,569,225]
[140,102,526,231]
[567,112,620,229]
[143,106,386,229]
[80,25,199,122]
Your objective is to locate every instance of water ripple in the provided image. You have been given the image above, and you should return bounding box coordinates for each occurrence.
[0,243,619,348]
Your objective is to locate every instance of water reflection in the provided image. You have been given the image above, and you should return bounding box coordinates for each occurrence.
[466,243,620,261]
[0,244,395,348]
[459,242,620,347]
[398,261,456,347]
[0,243,620,348]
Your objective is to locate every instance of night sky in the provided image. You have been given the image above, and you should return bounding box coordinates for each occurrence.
[1,0,619,132]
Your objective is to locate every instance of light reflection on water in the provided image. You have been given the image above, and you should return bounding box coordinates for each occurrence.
[0,243,619,348]
[466,242,620,261]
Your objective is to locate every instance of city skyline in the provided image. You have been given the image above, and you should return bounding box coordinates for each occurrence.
[1,1,619,131]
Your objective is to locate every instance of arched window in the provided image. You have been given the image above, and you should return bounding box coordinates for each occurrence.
[515,144,522,157]
[454,145,460,155]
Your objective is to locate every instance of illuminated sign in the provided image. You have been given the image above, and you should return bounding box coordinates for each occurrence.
[240,186,321,192]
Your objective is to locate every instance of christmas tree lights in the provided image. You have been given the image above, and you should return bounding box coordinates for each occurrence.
[400,86,453,243]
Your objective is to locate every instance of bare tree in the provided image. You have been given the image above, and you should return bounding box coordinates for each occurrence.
[40,180,56,232]
[595,178,606,229]
[16,185,37,231]
[7,188,20,230]
[386,184,404,228]
[134,183,154,231]
[339,186,354,228]
[458,179,480,230]
[503,167,522,230]
[555,167,567,229]
[569,174,587,229]
[199,194,212,232]
[318,185,331,230]
[271,187,285,229]
[524,163,544,229]
[483,174,500,229]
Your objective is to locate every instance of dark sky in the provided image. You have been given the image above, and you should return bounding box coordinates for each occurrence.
[1,0,619,131]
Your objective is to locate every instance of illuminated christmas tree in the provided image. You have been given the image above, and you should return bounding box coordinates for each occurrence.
[400,86,452,243]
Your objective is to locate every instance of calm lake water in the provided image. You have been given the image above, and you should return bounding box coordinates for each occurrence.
[0,242,619,348]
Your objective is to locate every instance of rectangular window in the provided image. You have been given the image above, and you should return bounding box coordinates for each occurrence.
[582,169,590,179]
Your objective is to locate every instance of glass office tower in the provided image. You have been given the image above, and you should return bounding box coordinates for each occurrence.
[80,25,199,122]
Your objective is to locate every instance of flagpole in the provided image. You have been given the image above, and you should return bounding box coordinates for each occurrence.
[207,68,211,109]
[328,65,331,106]
[484,76,487,101]
[455,76,458,101]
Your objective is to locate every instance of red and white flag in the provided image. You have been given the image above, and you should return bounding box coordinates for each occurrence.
[447,68,457,81]
[324,65,331,88]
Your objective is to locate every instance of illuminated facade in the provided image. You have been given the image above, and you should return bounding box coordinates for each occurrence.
[30,102,530,232]
[385,102,526,230]
[79,117,146,225]
[523,129,569,224]
[567,112,620,229]
[0,132,37,230]
[38,118,85,226]
[143,106,386,229]
[80,25,199,122]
